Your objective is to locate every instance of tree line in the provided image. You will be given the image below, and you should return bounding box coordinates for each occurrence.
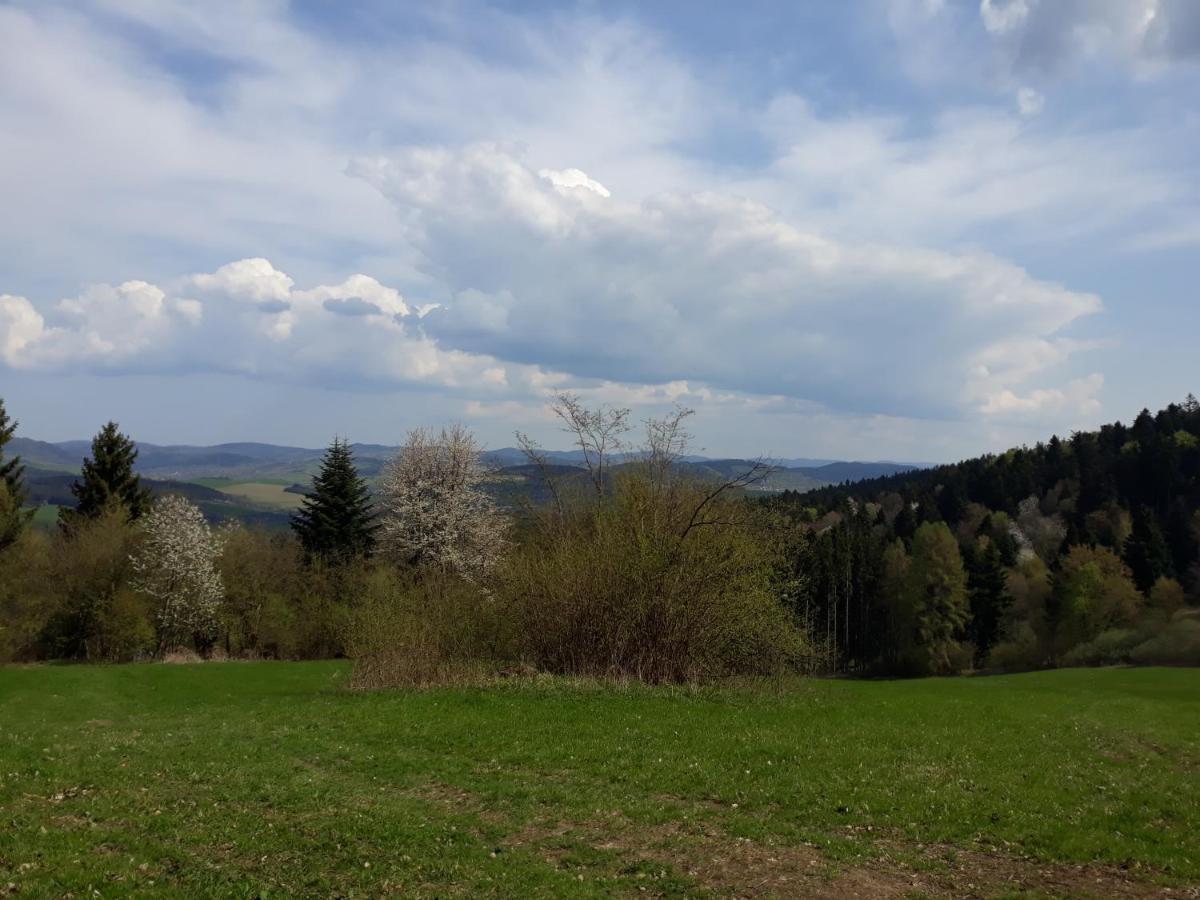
[770,396,1200,673]
[1,394,1197,680]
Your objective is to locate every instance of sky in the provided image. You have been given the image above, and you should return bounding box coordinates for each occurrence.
[0,0,1197,462]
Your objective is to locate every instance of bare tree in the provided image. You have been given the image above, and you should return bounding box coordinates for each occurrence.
[130,494,224,654]
[551,392,631,500]
[377,424,509,581]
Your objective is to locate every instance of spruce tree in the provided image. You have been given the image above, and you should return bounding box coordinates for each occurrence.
[967,539,1010,663]
[0,398,32,550]
[291,439,376,563]
[59,422,152,527]
[1124,508,1173,593]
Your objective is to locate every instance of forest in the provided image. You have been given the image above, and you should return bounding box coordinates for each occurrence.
[1,393,1198,681]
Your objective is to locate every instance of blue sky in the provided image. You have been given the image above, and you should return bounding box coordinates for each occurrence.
[0,0,1197,461]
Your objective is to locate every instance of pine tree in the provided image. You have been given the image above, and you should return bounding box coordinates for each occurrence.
[59,422,152,527]
[0,398,32,551]
[291,438,376,563]
[967,539,1010,663]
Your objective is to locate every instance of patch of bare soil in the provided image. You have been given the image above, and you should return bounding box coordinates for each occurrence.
[414,781,1194,898]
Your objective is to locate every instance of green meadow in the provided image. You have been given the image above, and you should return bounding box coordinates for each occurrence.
[1,664,1196,897]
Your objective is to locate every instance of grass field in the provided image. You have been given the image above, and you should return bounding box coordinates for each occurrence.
[209,481,305,510]
[0,665,1197,897]
[28,504,60,527]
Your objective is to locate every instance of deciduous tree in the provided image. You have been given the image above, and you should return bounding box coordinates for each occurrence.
[377,425,508,581]
[130,495,224,654]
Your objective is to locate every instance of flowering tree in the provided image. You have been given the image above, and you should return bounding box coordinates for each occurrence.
[377,425,508,581]
[130,495,224,653]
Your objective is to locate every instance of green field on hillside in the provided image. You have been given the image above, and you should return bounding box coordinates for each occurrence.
[0,665,1196,897]
[212,481,305,510]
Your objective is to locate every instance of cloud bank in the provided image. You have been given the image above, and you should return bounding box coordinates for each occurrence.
[0,145,1103,424]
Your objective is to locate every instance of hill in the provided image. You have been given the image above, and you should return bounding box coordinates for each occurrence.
[23,466,293,529]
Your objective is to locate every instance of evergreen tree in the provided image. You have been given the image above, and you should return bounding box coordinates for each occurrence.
[291,438,376,563]
[1123,508,1173,593]
[967,539,1010,663]
[0,398,32,551]
[59,422,152,527]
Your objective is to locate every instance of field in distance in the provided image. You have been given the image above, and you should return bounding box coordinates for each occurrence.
[0,664,1196,897]
[197,478,306,511]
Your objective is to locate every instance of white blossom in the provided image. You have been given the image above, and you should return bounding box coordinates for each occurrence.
[130,494,224,651]
[376,424,508,581]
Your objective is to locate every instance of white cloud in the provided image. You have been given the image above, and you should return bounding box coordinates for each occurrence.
[352,143,1102,420]
[5,0,1197,455]
[976,0,1200,72]
[980,0,1031,36]
[0,295,47,364]
[981,373,1104,417]
[0,260,511,390]
[538,167,612,198]
[1016,86,1044,115]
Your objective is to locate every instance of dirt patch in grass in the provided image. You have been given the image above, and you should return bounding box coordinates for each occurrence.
[477,797,1187,898]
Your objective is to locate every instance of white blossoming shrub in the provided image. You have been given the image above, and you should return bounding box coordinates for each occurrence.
[376,425,508,581]
[130,494,224,654]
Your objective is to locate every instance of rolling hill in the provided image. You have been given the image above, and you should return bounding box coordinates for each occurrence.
[11,437,924,527]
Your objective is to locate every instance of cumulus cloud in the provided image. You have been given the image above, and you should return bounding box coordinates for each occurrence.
[538,167,612,198]
[351,143,1101,419]
[0,259,539,394]
[980,373,1104,417]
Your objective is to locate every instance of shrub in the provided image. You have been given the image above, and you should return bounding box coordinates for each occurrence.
[1130,611,1200,666]
[218,525,306,657]
[40,507,153,661]
[988,621,1043,671]
[344,571,501,688]
[499,469,806,682]
[0,529,55,662]
[1061,628,1140,667]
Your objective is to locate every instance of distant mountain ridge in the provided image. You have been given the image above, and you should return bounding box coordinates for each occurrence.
[10,436,924,486]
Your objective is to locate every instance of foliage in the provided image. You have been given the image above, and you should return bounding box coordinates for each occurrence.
[290,438,376,564]
[59,421,152,527]
[344,571,504,688]
[1048,545,1142,659]
[0,528,53,661]
[130,495,225,654]
[893,522,970,675]
[501,404,804,682]
[377,424,508,581]
[39,506,154,661]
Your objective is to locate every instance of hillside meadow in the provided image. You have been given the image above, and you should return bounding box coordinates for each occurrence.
[1,663,1197,897]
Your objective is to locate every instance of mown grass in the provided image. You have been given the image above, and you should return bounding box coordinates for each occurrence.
[0,664,1196,897]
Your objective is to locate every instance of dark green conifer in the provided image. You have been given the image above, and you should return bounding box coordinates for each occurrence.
[967,539,1010,663]
[291,438,376,563]
[1124,508,1173,593]
[59,422,152,527]
[0,398,32,550]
